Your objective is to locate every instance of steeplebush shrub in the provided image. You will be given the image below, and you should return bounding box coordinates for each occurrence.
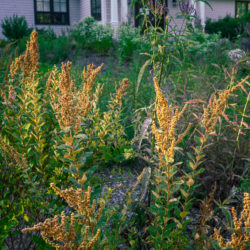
[1,14,30,41]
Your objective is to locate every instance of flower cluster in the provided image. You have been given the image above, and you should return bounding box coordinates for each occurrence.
[10,30,39,81]
[22,184,104,250]
[202,76,249,133]
[212,193,250,250]
[48,62,103,132]
[152,77,191,168]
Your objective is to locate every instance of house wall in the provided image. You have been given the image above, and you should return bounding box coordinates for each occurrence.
[79,0,128,25]
[80,0,91,20]
[205,0,235,20]
[0,0,80,39]
[166,0,235,30]
[167,0,189,30]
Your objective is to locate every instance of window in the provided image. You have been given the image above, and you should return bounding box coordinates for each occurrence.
[172,0,177,7]
[91,0,102,21]
[236,0,250,17]
[34,0,69,25]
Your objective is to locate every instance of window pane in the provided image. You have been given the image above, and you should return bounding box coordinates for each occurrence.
[37,1,43,11]
[37,13,51,23]
[54,2,60,12]
[44,1,50,11]
[53,13,67,24]
[236,2,247,17]
[54,0,67,13]
[60,3,67,12]
[91,0,101,21]
[37,0,50,12]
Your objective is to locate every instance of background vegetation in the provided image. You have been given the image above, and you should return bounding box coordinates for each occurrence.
[0,1,249,249]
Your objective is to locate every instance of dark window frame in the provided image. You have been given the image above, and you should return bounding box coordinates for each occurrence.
[235,0,250,17]
[34,0,70,25]
[91,0,102,21]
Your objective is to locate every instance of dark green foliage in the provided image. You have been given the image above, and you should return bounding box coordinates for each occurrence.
[1,14,31,41]
[117,24,142,61]
[205,13,250,40]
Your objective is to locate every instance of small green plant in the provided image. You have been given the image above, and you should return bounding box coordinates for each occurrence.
[1,14,30,41]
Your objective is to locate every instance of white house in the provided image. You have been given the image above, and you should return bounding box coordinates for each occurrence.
[0,0,131,38]
[0,1,249,39]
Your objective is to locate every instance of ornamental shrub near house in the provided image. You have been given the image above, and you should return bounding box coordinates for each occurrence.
[117,24,142,61]
[1,14,31,41]
[70,17,113,54]
[205,12,250,40]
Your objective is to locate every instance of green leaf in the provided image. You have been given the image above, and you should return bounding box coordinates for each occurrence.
[23,123,31,131]
[74,134,88,140]
[23,214,29,222]
[180,211,188,219]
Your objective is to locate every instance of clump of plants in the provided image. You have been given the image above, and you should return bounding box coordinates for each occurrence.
[117,24,143,62]
[0,30,131,248]
[1,1,250,249]
[205,12,250,40]
[70,17,114,54]
[1,14,31,41]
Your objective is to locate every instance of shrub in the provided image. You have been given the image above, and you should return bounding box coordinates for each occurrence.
[70,16,96,48]
[89,23,113,54]
[117,24,142,61]
[1,14,30,41]
[70,17,113,54]
[205,13,250,40]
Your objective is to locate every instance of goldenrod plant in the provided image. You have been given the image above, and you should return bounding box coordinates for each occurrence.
[212,193,250,250]
[0,30,131,247]
[22,183,104,250]
[147,76,249,249]
[0,17,249,249]
[0,30,64,247]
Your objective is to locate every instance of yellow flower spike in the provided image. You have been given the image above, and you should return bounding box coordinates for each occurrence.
[152,77,190,168]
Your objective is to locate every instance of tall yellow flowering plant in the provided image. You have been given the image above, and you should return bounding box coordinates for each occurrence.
[148,76,249,249]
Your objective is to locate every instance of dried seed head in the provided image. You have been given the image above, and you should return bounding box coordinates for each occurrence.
[152,78,191,165]
[10,30,39,81]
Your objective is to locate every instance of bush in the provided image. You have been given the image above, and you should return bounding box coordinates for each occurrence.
[205,13,250,40]
[36,27,57,40]
[70,17,113,54]
[1,14,30,41]
[117,24,142,61]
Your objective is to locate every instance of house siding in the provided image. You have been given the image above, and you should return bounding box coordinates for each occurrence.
[80,0,91,20]
[205,0,235,20]
[0,0,80,39]
[0,0,238,39]
[0,0,35,38]
[167,1,187,30]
